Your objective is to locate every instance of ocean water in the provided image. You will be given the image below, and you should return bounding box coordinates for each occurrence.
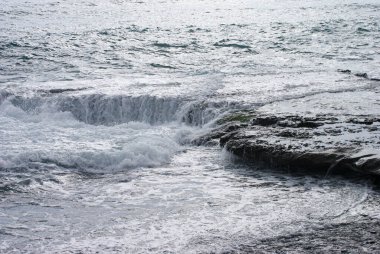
[1,0,380,253]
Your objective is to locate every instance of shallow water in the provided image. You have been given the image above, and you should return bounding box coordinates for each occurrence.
[1,148,379,253]
[1,0,380,253]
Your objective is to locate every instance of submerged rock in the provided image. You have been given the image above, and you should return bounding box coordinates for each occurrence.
[236,219,380,253]
[337,68,380,82]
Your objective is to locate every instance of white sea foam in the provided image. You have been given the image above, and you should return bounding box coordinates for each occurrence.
[2,92,237,126]
[0,90,239,172]
[2,148,377,253]
[0,99,186,171]
[1,0,380,252]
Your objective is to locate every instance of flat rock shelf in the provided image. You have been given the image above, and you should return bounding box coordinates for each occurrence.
[195,88,380,180]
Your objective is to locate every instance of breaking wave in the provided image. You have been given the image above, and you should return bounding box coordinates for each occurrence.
[0,91,239,172]
[1,91,236,126]
[0,98,184,172]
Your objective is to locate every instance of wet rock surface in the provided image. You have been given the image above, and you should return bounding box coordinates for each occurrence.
[221,114,380,176]
[231,218,380,254]
[338,69,380,82]
[195,90,380,178]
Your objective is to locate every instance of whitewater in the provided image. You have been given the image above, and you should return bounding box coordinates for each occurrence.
[1,0,380,253]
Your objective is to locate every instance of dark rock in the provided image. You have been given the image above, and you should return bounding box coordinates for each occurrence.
[234,219,380,253]
[347,118,374,125]
[356,157,380,175]
[297,120,324,128]
[355,72,369,79]
[337,69,352,74]
[337,69,380,81]
[251,116,279,126]
[191,122,245,146]
[205,111,380,177]
[277,130,311,138]
[224,139,348,173]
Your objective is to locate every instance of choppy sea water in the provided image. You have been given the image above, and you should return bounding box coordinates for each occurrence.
[1,0,380,253]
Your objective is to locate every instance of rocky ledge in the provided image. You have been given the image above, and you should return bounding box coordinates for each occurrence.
[194,88,380,178]
[236,218,380,253]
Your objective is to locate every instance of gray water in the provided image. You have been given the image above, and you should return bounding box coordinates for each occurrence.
[1,0,380,253]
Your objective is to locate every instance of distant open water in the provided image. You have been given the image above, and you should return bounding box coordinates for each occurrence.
[0,0,380,253]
